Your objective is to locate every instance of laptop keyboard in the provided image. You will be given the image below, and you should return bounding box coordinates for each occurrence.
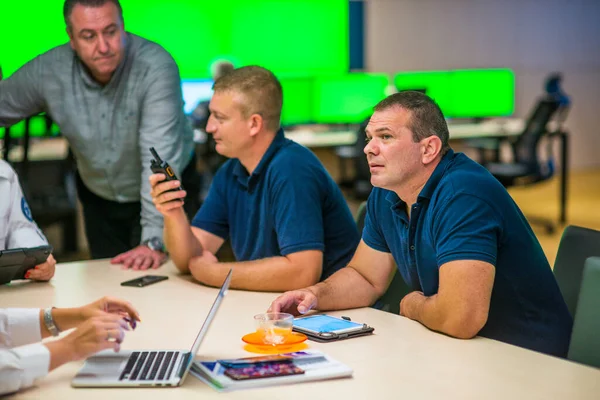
[119,351,178,381]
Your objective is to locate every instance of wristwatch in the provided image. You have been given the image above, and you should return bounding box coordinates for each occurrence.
[43,307,60,337]
[142,237,167,254]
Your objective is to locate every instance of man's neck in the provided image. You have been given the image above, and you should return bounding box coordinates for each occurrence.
[239,130,278,175]
[393,159,441,211]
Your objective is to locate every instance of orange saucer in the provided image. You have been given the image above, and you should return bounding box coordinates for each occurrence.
[242,331,307,346]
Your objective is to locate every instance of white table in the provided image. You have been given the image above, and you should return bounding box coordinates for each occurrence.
[1,260,598,399]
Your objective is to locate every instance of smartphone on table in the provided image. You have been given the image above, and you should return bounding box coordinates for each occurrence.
[120,275,168,287]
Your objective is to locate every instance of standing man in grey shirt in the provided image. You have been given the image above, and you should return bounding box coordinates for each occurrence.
[0,0,200,269]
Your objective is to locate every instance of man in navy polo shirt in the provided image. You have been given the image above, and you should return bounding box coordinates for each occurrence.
[270,91,572,357]
[150,66,359,291]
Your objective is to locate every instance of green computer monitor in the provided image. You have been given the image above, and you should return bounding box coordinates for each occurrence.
[393,70,453,115]
[279,76,316,126]
[313,73,390,124]
[393,69,515,119]
[449,69,515,118]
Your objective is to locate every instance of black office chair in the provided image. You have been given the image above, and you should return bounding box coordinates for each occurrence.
[3,114,79,254]
[484,97,566,233]
[334,117,373,200]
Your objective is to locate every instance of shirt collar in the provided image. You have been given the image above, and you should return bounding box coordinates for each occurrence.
[418,148,455,201]
[233,128,287,190]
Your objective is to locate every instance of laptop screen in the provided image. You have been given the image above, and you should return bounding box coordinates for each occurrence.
[180,270,232,380]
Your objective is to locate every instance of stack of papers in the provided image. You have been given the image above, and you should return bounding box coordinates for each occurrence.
[190,350,353,392]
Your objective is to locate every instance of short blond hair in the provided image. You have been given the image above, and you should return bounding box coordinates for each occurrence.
[213,66,282,131]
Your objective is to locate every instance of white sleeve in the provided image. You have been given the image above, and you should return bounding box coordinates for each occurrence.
[0,343,50,395]
[4,163,48,248]
[0,308,43,348]
[0,309,49,395]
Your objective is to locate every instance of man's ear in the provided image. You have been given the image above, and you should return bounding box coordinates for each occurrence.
[421,135,442,165]
[248,114,264,137]
[66,27,75,50]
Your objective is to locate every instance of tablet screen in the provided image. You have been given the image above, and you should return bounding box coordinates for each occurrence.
[293,315,363,334]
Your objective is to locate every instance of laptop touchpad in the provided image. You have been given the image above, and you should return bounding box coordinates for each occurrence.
[75,354,128,379]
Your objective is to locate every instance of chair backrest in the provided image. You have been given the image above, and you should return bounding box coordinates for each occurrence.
[553,225,600,317]
[353,117,373,200]
[355,201,368,234]
[567,256,600,368]
[356,201,412,315]
[513,98,560,167]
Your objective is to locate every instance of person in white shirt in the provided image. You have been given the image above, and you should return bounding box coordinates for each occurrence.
[0,160,55,281]
[0,296,140,395]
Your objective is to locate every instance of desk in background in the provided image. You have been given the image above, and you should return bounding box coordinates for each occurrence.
[284,118,525,148]
[1,260,598,399]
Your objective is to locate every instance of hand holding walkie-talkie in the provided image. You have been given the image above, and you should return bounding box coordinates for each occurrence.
[149,147,184,192]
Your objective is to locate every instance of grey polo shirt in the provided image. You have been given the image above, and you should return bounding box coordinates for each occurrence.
[0,33,194,242]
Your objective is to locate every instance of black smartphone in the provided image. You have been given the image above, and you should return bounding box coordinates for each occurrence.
[120,275,168,287]
[149,147,183,191]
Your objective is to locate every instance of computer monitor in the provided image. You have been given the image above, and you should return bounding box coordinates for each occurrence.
[313,73,390,124]
[394,70,453,115]
[279,76,316,126]
[181,79,214,115]
[448,69,515,118]
[393,69,515,119]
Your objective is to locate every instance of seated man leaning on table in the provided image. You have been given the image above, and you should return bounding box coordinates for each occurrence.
[0,296,139,395]
[0,160,56,281]
[270,91,573,358]
[150,65,360,291]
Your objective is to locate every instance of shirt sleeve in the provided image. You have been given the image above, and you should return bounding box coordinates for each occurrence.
[0,56,45,127]
[4,163,48,249]
[432,193,501,267]
[0,308,43,348]
[191,166,230,239]
[362,191,391,253]
[268,161,325,256]
[0,309,49,395]
[137,59,193,242]
[0,343,50,396]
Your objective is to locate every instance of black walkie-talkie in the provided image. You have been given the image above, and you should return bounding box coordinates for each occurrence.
[149,147,183,191]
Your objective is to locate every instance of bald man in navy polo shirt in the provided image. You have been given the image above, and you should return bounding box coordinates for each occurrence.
[150,66,359,291]
[270,91,572,357]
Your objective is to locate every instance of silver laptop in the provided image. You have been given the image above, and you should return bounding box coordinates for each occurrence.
[72,270,232,388]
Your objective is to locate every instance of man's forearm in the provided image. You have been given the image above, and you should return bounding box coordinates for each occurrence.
[308,267,381,311]
[190,256,320,292]
[164,210,203,272]
[401,292,481,339]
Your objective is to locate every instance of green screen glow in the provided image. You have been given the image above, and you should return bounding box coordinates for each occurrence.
[449,69,515,118]
[313,73,390,124]
[0,0,349,78]
[279,75,316,126]
[1,0,349,138]
[394,69,515,118]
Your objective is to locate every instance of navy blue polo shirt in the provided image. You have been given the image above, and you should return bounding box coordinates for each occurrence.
[192,129,360,280]
[363,149,572,357]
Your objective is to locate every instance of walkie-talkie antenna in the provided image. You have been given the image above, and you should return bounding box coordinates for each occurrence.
[150,147,162,162]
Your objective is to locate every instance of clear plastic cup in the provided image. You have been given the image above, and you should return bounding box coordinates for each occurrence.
[254,312,294,345]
